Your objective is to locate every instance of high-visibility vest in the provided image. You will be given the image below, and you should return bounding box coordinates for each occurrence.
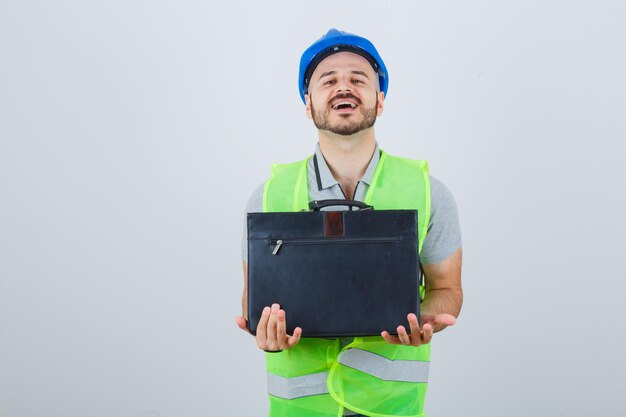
[262,150,432,417]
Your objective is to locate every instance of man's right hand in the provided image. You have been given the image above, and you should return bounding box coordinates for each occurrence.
[235,303,302,352]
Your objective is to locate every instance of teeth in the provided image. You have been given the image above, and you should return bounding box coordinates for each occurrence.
[333,102,357,109]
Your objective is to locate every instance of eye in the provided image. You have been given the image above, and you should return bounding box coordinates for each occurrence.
[323,79,335,86]
[353,79,365,85]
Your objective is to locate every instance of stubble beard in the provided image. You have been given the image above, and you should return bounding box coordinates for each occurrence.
[311,95,378,136]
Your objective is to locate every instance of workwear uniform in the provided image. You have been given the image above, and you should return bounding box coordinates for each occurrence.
[263,151,432,417]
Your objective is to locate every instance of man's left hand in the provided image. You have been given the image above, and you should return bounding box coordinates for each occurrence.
[381,313,456,347]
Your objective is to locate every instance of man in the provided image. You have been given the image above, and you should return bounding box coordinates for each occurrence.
[236,29,463,417]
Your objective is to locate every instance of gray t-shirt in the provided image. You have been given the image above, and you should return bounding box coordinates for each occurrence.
[242,143,461,264]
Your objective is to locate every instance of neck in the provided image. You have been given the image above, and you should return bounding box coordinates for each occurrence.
[317,128,377,198]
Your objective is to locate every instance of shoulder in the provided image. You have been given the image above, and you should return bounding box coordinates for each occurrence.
[428,174,459,227]
[429,175,457,208]
[420,174,462,264]
[245,155,312,213]
[244,182,265,213]
[270,157,311,177]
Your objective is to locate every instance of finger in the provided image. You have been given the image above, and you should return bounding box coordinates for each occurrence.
[381,330,401,344]
[287,327,302,348]
[407,313,420,336]
[397,325,411,345]
[422,323,434,344]
[235,316,248,331]
[276,309,287,345]
[256,306,270,343]
[266,305,279,347]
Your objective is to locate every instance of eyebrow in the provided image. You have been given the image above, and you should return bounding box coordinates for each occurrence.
[351,70,370,79]
[318,70,370,80]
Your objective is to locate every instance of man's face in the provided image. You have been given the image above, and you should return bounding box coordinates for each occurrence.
[305,52,384,136]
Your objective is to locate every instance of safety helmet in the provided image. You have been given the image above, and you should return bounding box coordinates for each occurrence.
[298,28,388,104]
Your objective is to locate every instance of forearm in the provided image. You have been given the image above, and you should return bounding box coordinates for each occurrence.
[240,261,250,322]
[421,287,463,332]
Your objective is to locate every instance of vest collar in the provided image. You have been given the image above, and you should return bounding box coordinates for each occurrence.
[313,142,381,191]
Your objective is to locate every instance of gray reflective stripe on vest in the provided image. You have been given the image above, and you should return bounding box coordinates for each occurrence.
[267,371,329,399]
[338,348,430,383]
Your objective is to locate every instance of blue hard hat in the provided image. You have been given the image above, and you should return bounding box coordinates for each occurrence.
[298,28,388,104]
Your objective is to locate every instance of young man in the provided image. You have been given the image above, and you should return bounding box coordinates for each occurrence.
[236,29,463,417]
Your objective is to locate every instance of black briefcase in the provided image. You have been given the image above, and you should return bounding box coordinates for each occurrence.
[247,200,421,337]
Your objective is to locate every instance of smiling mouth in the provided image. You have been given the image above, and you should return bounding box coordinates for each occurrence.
[332,101,358,110]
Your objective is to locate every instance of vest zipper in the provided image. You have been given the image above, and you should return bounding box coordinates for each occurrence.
[270,236,400,255]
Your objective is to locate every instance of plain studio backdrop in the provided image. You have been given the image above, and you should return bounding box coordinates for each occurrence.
[1,1,625,416]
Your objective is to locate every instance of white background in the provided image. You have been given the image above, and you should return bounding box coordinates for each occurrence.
[1,1,625,416]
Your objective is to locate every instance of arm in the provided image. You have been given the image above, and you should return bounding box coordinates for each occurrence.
[381,247,463,345]
[420,247,463,332]
[239,261,249,322]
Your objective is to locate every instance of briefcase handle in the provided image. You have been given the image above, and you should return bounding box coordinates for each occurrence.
[308,199,373,211]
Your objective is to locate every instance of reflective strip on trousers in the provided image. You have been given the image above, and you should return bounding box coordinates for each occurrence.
[267,371,330,399]
[338,348,430,383]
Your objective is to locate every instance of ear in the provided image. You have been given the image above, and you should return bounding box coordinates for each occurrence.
[305,94,313,119]
[376,91,385,117]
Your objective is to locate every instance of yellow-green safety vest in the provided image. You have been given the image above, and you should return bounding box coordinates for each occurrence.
[263,150,432,417]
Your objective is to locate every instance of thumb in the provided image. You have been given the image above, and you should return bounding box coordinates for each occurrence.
[421,313,457,327]
[434,313,457,326]
[287,327,303,348]
[235,316,249,331]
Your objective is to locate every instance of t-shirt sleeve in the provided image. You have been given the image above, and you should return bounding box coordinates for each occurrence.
[241,183,265,262]
[419,175,462,265]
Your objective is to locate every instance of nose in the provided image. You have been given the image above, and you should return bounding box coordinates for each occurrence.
[334,75,352,94]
